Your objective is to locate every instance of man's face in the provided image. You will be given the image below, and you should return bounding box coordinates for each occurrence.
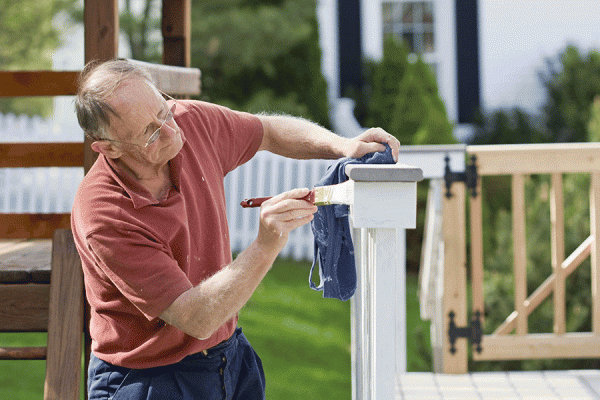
[105,79,184,167]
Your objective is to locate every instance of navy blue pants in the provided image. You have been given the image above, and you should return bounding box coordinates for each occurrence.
[88,328,265,400]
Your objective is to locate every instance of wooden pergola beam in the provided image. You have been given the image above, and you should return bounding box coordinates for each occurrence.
[0,72,79,97]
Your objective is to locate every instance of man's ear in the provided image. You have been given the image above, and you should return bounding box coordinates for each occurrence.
[91,140,123,159]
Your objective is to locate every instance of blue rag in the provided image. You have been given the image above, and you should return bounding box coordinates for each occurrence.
[309,144,396,301]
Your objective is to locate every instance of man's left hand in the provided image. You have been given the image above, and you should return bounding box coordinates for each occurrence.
[344,127,400,162]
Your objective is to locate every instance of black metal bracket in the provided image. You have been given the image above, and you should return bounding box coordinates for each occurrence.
[444,154,478,198]
[448,310,482,354]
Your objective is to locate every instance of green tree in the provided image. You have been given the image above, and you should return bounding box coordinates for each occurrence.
[0,0,77,117]
[191,0,330,127]
[353,36,454,145]
[540,45,600,143]
[120,0,161,63]
[389,56,454,145]
[357,36,410,130]
[469,108,546,145]
[69,0,161,63]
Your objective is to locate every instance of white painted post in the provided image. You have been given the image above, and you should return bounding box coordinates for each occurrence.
[347,164,423,400]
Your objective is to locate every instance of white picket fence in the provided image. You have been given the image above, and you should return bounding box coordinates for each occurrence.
[0,113,332,260]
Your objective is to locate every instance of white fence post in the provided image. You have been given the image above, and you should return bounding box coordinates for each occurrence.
[347,164,423,400]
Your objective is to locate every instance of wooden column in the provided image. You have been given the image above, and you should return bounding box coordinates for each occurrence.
[44,230,84,400]
[83,0,119,173]
[441,183,467,373]
[162,0,191,67]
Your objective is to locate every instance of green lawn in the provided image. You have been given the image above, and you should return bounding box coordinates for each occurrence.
[0,257,431,399]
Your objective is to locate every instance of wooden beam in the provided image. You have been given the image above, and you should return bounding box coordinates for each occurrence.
[0,346,46,360]
[468,143,600,175]
[84,0,118,173]
[494,236,593,335]
[0,72,79,97]
[0,284,49,331]
[127,59,200,96]
[162,0,191,67]
[1,214,71,239]
[474,333,600,361]
[442,184,467,373]
[44,229,83,400]
[84,0,118,63]
[0,143,83,168]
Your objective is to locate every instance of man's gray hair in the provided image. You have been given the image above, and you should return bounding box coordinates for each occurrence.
[75,59,154,140]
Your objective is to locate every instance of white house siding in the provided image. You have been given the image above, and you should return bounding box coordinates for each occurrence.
[319,0,600,138]
[480,0,600,114]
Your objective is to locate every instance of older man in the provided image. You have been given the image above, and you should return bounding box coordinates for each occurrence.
[72,59,399,400]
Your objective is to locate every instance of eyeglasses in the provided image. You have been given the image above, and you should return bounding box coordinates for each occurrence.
[88,91,177,148]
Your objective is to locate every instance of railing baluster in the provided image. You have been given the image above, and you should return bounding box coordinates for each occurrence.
[590,172,600,334]
[470,176,484,321]
[512,173,528,335]
[551,173,565,335]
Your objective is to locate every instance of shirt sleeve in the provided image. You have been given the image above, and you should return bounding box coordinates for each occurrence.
[179,101,263,175]
[87,228,194,320]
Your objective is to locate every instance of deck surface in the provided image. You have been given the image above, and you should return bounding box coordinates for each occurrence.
[397,370,600,399]
[0,239,52,283]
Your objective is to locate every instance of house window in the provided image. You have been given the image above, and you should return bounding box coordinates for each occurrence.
[382,1,435,54]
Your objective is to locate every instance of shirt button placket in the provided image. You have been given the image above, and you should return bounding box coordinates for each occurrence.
[220,354,228,399]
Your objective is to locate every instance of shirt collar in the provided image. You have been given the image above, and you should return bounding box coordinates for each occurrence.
[102,147,184,210]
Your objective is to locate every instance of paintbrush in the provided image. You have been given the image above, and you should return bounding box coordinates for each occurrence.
[240,180,354,208]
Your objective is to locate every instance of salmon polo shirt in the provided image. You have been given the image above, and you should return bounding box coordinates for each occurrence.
[71,100,263,369]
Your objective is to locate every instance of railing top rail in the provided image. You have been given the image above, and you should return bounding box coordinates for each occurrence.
[345,163,424,182]
[399,144,467,153]
[468,142,600,175]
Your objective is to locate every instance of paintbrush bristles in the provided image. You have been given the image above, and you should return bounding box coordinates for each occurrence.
[313,180,354,205]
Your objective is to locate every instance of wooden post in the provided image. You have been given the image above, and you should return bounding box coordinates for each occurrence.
[397,145,466,373]
[83,0,119,173]
[43,230,84,400]
[347,164,422,400]
[162,0,191,67]
[82,2,119,391]
[441,183,467,373]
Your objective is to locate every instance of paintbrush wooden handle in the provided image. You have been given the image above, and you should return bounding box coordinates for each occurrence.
[240,191,314,208]
[240,196,272,208]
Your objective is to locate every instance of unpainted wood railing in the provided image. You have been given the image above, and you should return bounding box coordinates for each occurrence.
[440,143,600,372]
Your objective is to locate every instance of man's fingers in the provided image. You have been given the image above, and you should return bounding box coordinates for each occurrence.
[267,187,311,204]
[359,127,400,162]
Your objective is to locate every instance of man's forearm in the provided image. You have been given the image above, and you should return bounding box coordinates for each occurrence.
[160,238,279,340]
[160,187,316,340]
[257,114,350,160]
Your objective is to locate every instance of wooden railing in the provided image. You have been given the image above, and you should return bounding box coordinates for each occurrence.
[433,143,600,372]
[470,143,600,362]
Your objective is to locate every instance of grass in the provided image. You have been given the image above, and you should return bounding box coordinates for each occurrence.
[0,257,431,399]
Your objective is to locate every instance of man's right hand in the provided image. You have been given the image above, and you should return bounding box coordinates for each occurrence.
[256,187,318,253]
